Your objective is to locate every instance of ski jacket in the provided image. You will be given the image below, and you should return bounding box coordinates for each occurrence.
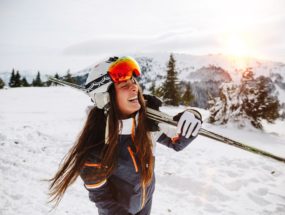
[79,115,197,215]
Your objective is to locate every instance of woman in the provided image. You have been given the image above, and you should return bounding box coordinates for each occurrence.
[48,56,202,215]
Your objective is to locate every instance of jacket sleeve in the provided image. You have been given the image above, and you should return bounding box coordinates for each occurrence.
[79,157,126,212]
[153,123,197,152]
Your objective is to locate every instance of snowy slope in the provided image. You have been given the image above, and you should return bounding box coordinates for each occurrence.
[1,87,285,215]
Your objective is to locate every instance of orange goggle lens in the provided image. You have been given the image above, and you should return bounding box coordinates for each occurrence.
[108,56,141,83]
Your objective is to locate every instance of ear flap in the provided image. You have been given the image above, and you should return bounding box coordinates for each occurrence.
[91,92,110,109]
[105,113,109,144]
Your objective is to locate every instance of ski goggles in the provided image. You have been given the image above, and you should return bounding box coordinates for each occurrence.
[108,56,141,83]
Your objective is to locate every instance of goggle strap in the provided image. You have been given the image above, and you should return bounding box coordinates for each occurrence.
[85,73,111,93]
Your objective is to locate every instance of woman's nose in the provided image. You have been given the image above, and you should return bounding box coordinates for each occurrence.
[129,80,138,91]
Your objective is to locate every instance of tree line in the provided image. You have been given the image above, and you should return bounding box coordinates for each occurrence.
[0,55,282,129]
[1,55,195,106]
[0,69,76,88]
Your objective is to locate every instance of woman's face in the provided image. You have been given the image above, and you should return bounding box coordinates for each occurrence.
[114,78,141,118]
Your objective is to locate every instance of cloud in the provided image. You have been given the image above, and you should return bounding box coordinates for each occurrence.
[62,31,221,57]
[63,37,149,56]
[1,0,285,71]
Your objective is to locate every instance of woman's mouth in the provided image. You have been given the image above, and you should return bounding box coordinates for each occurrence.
[128,96,138,103]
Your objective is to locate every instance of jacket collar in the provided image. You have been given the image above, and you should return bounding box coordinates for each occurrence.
[120,112,139,135]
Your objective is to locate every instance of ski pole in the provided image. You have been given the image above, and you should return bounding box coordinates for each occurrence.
[48,77,87,91]
[146,107,285,164]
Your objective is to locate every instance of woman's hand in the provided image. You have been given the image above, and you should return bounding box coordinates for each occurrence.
[173,109,202,138]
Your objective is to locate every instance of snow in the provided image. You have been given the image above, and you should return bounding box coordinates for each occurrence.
[1,87,285,215]
[276,85,285,104]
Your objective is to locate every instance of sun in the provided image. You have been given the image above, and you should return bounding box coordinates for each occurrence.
[220,33,256,69]
[225,35,249,57]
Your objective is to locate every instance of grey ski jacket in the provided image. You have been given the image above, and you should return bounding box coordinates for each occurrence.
[80,115,197,215]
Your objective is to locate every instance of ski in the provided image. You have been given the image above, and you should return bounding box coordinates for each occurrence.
[146,107,285,164]
[48,76,87,92]
[49,77,285,164]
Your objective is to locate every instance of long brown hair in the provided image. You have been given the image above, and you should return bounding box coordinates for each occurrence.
[48,81,154,208]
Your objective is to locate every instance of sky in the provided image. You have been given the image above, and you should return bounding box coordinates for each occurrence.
[0,0,285,74]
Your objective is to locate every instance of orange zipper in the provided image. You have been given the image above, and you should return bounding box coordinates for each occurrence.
[84,162,101,168]
[129,117,146,209]
[127,147,147,209]
[127,146,138,173]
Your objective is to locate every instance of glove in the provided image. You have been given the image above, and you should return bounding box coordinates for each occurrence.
[143,94,162,110]
[143,94,162,132]
[173,109,202,138]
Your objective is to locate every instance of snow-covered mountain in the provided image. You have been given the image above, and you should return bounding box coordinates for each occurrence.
[2,53,284,86]
[1,53,284,108]
[133,53,285,109]
[185,65,232,82]
[134,53,285,85]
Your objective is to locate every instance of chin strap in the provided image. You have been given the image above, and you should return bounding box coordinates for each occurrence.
[105,114,109,144]
[104,104,111,144]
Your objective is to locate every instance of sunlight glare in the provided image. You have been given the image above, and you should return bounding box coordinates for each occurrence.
[225,35,249,57]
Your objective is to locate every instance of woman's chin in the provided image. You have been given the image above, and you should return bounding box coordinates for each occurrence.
[122,105,141,118]
[129,106,141,115]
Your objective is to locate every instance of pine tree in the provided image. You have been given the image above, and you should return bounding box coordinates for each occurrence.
[161,54,180,106]
[258,76,280,120]
[181,83,194,106]
[50,73,60,86]
[14,71,22,87]
[242,67,254,81]
[209,69,280,129]
[149,81,156,95]
[0,78,5,89]
[256,76,280,122]
[63,70,76,83]
[9,69,16,87]
[21,77,30,87]
[242,75,280,128]
[32,71,43,87]
[208,83,242,125]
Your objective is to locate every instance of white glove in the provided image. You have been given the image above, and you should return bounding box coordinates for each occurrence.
[176,111,202,138]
